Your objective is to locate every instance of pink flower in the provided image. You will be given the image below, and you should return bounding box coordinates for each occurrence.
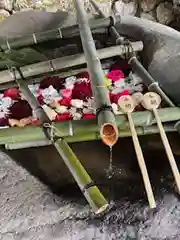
[60,88,72,98]
[106,70,125,82]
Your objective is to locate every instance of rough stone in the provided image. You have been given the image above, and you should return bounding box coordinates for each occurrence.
[156,2,174,24]
[141,0,161,12]
[140,11,157,21]
[114,0,137,16]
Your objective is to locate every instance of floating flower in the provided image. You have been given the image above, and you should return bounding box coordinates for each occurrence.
[73,112,82,120]
[0,97,13,110]
[4,88,20,100]
[109,90,129,104]
[107,70,125,82]
[60,97,72,107]
[40,76,64,90]
[64,76,76,89]
[55,113,72,122]
[0,117,9,126]
[9,100,32,120]
[9,118,26,127]
[82,113,96,119]
[60,88,72,98]
[55,105,68,114]
[71,99,84,108]
[37,95,44,105]
[72,82,92,100]
[104,77,112,88]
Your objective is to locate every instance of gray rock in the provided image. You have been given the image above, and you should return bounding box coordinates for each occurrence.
[156,2,174,25]
[140,11,156,22]
[114,0,137,16]
[141,0,161,12]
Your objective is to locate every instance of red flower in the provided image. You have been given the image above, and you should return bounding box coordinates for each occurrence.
[9,100,32,120]
[37,95,44,105]
[55,113,72,122]
[72,82,92,100]
[60,97,72,107]
[109,90,129,104]
[82,113,96,119]
[76,71,90,80]
[107,70,124,82]
[0,118,9,126]
[110,61,131,77]
[40,76,64,90]
[4,88,20,100]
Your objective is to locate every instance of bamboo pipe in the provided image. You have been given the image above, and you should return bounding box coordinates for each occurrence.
[0,42,143,85]
[12,67,109,215]
[74,0,118,146]
[0,15,121,51]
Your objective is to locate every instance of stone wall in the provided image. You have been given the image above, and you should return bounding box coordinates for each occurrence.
[113,0,180,30]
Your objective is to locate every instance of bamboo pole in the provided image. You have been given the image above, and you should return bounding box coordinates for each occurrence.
[0,107,179,145]
[12,67,109,214]
[0,16,121,51]
[118,95,156,208]
[74,0,119,146]
[142,92,180,194]
[0,42,143,85]
[4,124,176,150]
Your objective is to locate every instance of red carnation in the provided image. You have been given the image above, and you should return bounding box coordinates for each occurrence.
[55,113,72,122]
[76,71,90,80]
[60,97,72,107]
[9,100,32,120]
[72,82,92,100]
[37,95,44,105]
[109,90,129,104]
[40,76,64,90]
[0,118,9,126]
[82,113,96,119]
[4,88,20,100]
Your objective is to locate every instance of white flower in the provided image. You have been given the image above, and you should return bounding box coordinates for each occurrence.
[28,84,40,97]
[69,107,77,115]
[76,78,90,83]
[56,105,68,114]
[73,112,82,120]
[42,85,61,104]
[0,97,13,109]
[83,107,95,114]
[71,99,84,108]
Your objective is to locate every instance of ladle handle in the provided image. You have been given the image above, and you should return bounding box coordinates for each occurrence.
[153,108,180,194]
[127,112,156,208]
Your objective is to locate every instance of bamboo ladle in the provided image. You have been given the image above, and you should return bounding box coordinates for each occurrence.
[142,92,180,194]
[118,95,156,208]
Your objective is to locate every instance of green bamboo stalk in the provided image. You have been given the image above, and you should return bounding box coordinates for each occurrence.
[1,107,179,145]
[0,42,143,85]
[0,16,120,51]
[74,0,119,146]
[4,124,176,150]
[13,67,109,215]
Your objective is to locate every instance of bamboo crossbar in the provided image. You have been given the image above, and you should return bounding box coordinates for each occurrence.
[0,41,143,85]
[0,15,121,51]
[0,107,179,146]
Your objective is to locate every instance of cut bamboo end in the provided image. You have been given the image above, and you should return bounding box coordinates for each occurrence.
[95,203,109,215]
[100,123,118,146]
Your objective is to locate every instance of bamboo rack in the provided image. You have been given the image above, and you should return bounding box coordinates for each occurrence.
[0,41,143,85]
[0,106,179,146]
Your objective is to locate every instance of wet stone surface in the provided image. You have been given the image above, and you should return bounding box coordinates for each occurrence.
[1,149,180,239]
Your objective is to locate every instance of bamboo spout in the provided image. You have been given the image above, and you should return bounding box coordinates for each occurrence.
[74,0,118,146]
[100,123,118,146]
